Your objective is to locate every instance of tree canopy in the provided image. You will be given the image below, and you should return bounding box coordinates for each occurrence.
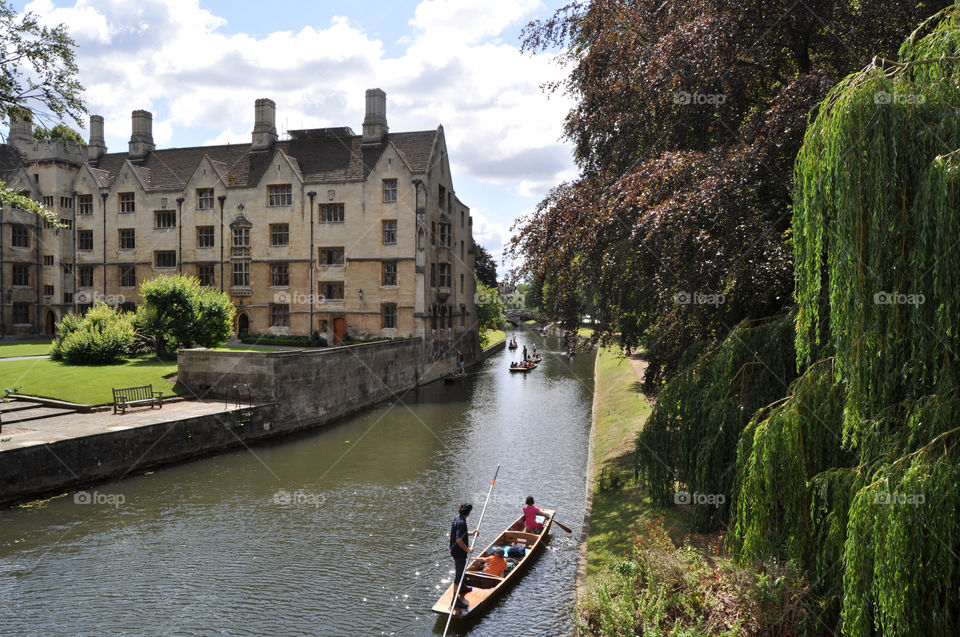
[473,244,498,287]
[509,0,950,385]
[0,1,84,131]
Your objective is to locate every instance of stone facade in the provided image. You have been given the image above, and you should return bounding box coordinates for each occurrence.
[0,90,477,357]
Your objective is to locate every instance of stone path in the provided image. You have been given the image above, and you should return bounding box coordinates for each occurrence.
[0,399,242,451]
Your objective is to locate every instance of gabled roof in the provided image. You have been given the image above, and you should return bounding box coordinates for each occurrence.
[82,127,441,192]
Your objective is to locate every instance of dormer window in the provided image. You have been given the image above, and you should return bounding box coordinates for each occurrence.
[197,188,214,209]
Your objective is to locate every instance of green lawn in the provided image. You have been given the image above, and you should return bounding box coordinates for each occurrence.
[586,347,691,582]
[483,329,506,349]
[0,355,183,405]
[0,340,53,358]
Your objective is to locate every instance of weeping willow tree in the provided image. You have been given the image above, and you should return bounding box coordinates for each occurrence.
[731,5,960,634]
[635,313,796,531]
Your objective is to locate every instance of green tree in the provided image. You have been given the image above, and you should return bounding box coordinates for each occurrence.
[511,0,950,386]
[473,244,498,287]
[0,2,84,130]
[0,1,84,221]
[33,123,85,146]
[136,275,234,357]
[475,278,504,347]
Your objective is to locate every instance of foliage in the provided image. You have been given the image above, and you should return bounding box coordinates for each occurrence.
[473,243,498,287]
[476,278,504,347]
[579,518,816,636]
[136,275,234,356]
[635,314,796,531]
[33,123,85,146]
[49,303,135,364]
[0,180,57,223]
[0,1,84,130]
[509,0,948,387]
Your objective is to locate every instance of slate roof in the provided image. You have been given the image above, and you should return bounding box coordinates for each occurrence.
[82,127,440,193]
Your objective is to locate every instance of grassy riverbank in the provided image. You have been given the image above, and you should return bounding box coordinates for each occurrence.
[580,348,807,635]
[483,329,506,348]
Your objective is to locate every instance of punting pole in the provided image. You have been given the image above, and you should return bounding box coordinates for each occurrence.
[442,463,500,637]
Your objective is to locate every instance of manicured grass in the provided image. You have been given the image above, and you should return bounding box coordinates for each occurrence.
[483,329,506,348]
[586,347,690,582]
[0,355,183,405]
[0,340,53,358]
[577,326,594,338]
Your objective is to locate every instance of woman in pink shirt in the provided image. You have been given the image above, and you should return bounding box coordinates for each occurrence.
[523,496,547,533]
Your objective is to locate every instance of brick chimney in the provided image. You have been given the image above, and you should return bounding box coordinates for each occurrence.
[362,88,388,144]
[88,114,107,161]
[128,110,155,158]
[251,98,277,150]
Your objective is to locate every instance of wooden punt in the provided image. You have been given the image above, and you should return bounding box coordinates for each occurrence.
[508,365,534,373]
[432,509,555,619]
[444,371,468,383]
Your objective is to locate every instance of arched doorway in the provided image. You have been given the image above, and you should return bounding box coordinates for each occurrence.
[45,310,56,335]
[333,317,346,345]
[236,312,249,334]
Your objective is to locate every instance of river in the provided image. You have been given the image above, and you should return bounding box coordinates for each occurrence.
[0,332,596,636]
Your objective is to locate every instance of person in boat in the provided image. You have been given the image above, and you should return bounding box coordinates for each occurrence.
[523,496,548,534]
[532,345,537,357]
[475,547,508,577]
[522,345,528,361]
[456,349,464,374]
[450,503,478,609]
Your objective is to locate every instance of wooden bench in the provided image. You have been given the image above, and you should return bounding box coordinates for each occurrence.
[112,385,163,415]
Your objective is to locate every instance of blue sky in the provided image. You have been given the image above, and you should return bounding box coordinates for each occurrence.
[14,0,578,277]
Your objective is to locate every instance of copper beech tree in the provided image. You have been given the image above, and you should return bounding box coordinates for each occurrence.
[510,0,949,385]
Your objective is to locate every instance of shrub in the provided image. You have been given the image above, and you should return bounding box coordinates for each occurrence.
[50,303,135,364]
[136,275,234,356]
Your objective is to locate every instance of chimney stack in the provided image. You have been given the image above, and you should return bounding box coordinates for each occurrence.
[251,98,277,150]
[8,112,33,151]
[128,110,155,158]
[88,114,107,161]
[362,88,388,144]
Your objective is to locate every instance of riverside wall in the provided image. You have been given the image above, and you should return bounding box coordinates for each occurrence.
[0,405,271,507]
[1,337,469,507]
[177,337,456,429]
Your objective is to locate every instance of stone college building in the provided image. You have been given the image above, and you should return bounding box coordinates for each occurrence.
[0,89,478,356]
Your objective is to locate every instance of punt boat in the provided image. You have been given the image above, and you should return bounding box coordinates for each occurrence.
[432,509,555,619]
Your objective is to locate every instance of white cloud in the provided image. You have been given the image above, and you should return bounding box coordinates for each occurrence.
[23,0,575,248]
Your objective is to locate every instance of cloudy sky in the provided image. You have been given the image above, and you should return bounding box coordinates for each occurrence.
[15,0,578,276]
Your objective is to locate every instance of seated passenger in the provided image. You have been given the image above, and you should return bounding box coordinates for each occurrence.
[523,496,547,533]
[476,548,507,577]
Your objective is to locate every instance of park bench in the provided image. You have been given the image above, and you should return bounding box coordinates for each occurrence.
[112,384,163,415]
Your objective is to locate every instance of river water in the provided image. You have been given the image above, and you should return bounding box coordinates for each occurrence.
[0,333,595,636]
